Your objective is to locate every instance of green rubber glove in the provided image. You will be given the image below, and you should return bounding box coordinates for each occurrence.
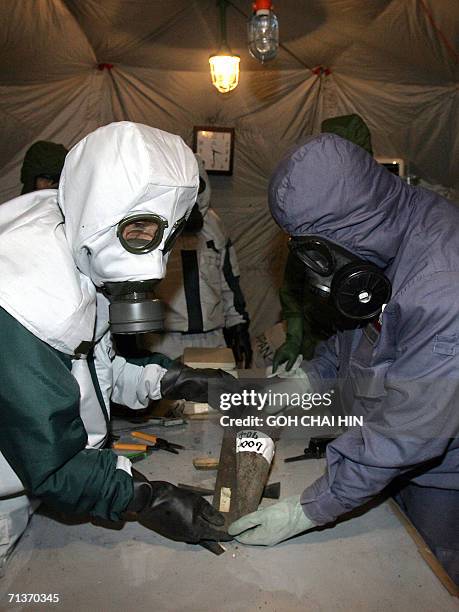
[272,317,304,373]
[228,496,315,546]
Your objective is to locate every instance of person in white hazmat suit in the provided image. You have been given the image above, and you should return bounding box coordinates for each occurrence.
[143,156,253,368]
[0,122,234,574]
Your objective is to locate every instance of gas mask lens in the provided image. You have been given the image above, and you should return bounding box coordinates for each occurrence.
[117,214,168,254]
[288,238,334,275]
[123,220,158,246]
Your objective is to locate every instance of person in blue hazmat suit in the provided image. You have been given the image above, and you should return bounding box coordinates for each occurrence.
[229,133,459,585]
[272,114,373,372]
[143,155,252,368]
[0,122,234,574]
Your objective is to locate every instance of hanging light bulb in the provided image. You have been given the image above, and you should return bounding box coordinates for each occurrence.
[209,53,240,93]
[248,0,279,63]
[210,0,240,93]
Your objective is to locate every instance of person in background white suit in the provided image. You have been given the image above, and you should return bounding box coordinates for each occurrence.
[144,156,253,368]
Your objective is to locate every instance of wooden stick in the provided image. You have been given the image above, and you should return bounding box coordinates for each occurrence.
[192,457,220,470]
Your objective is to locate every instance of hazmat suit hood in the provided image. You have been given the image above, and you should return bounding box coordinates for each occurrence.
[0,188,96,355]
[0,123,198,354]
[59,121,198,286]
[269,133,414,269]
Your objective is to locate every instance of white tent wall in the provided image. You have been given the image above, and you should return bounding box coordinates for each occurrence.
[0,0,457,333]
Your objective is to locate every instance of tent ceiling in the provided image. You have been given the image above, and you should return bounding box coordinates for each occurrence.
[1,1,457,81]
[0,0,457,333]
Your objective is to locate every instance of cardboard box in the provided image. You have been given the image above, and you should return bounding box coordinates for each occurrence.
[183,347,236,371]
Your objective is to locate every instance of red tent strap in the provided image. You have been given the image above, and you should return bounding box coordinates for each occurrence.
[418,0,458,64]
[312,66,331,76]
[97,63,114,71]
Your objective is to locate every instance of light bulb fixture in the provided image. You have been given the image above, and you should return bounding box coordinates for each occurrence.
[209,0,240,93]
[248,0,279,63]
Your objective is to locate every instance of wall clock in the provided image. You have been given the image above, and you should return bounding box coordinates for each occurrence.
[193,126,235,175]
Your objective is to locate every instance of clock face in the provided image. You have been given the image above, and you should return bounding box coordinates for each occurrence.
[195,129,233,174]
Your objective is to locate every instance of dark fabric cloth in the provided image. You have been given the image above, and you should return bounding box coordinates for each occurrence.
[395,483,459,586]
[181,249,204,333]
[223,239,249,323]
[20,140,68,194]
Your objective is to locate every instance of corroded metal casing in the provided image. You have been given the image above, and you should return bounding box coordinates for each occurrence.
[213,428,275,526]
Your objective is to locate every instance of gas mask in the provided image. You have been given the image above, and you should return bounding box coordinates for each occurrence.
[99,212,188,334]
[288,235,391,327]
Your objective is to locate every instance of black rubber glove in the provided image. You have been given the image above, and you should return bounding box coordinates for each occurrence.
[160,362,238,403]
[125,470,231,544]
[224,323,253,369]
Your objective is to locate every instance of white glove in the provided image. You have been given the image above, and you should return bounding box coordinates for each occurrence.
[228,496,315,546]
[266,354,306,379]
